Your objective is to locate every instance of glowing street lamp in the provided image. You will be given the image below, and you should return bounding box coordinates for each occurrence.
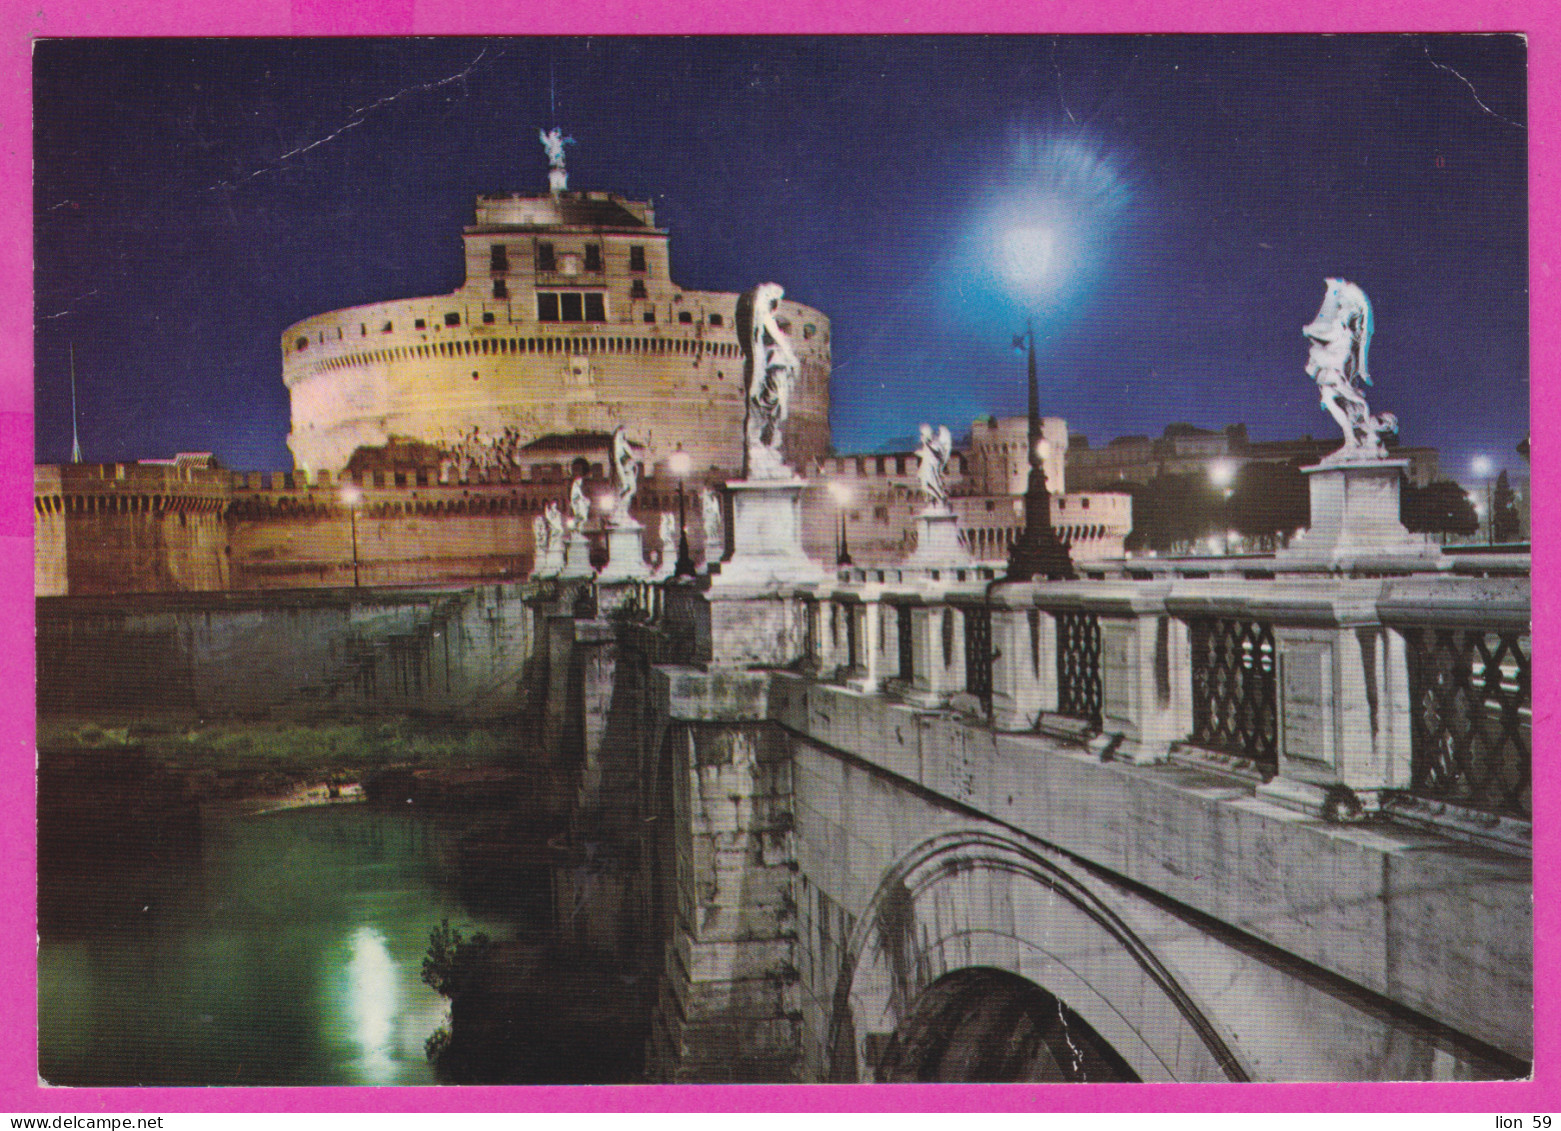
[339,484,363,587]
[670,449,695,576]
[1209,459,1237,498]
[828,480,853,567]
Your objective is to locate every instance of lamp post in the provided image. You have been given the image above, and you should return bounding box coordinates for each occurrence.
[339,485,363,587]
[1006,323,1074,581]
[828,480,853,567]
[671,449,695,576]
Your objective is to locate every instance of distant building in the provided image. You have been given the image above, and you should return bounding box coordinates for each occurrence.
[1067,423,1440,490]
[804,415,1132,568]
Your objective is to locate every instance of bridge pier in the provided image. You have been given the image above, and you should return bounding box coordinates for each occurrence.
[645,668,803,1082]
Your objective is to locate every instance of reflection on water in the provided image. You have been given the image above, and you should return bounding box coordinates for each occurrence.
[39,805,511,1086]
[345,926,400,1084]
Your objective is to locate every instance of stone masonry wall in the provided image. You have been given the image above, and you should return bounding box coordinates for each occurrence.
[37,584,537,721]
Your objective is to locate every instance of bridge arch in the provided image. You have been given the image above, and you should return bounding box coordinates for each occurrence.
[825,829,1253,1083]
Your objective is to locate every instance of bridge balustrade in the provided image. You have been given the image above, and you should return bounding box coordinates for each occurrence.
[785,569,1530,838]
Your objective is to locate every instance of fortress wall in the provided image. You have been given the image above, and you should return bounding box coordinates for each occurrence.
[283,292,830,475]
[36,465,232,597]
[230,504,535,590]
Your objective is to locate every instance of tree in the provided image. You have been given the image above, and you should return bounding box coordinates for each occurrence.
[1124,473,1224,555]
[1492,470,1521,543]
[1226,461,1310,551]
[1401,477,1479,540]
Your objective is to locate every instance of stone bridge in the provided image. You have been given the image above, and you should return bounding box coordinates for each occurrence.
[532,554,1530,1084]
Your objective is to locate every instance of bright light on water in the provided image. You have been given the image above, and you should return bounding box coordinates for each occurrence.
[346,925,400,1084]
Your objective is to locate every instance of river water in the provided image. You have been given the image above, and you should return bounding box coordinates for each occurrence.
[39,803,516,1086]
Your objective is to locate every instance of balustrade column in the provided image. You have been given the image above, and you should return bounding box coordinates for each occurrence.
[846,591,885,693]
[1098,605,1190,764]
[989,589,1056,731]
[1259,598,1408,810]
[905,599,965,708]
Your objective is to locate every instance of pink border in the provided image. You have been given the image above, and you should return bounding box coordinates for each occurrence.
[5,2,1552,1114]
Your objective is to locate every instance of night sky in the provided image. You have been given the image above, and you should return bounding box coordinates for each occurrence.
[33,35,1528,478]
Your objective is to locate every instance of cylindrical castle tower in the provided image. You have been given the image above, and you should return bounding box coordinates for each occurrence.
[282,190,831,476]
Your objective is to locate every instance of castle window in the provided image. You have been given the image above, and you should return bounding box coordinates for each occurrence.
[630,279,647,300]
[537,293,560,322]
[629,245,646,272]
[678,311,693,324]
[1081,497,1090,509]
[583,293,606,322]
[643,311,656,323]
[415,318,426,330]
[584,244,602,273]
[490,244,509,273]
[445,312,461,327]
[360,324,367,336]
[482,311,496,324]
[492,279,507,300]
[295,337,308,351]
[536,242,556,272]
[709,313,723,327]
[560,293,583,321]
[804,323,817,340]
[382,321,393,332]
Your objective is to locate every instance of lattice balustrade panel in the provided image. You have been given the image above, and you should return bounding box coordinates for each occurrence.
[1188,615,1278,767]
[1055,611,1103,726]
[1403,625,1531,820]
[964,606,993,710]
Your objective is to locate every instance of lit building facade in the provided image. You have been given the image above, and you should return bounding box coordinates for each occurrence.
[282,191,832,477]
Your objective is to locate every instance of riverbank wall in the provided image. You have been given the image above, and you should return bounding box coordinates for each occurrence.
[37,583,540,721]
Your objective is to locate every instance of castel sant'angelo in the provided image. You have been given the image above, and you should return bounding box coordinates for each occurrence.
[283,157,831,479]
[36,140,837,595]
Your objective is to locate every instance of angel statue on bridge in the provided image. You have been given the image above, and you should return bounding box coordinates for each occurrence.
[611,426,640,525]
[916,424,953,511]
[735,282,800,480]
[1303,278,1399,460]
[569,476,590,528]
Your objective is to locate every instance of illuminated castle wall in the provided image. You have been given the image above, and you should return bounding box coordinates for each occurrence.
[282,191,832,476]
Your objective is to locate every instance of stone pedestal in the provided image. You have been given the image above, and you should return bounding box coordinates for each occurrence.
[533,541,566,579]
[598,521,650,583]
[560,530,595,579]
[711,477,826,589]
[902,507,975,573]
[1279,458,1439,569]
[667,478,825,669]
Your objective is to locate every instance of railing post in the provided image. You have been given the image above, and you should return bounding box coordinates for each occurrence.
[1255,589,1402,811]
[1086,586,1186,763]
[846,589,884,693]
[905,595,964,708]
[989,585,1055,731]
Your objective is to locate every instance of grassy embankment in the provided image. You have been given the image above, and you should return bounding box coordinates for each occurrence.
[37,716,525,802]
